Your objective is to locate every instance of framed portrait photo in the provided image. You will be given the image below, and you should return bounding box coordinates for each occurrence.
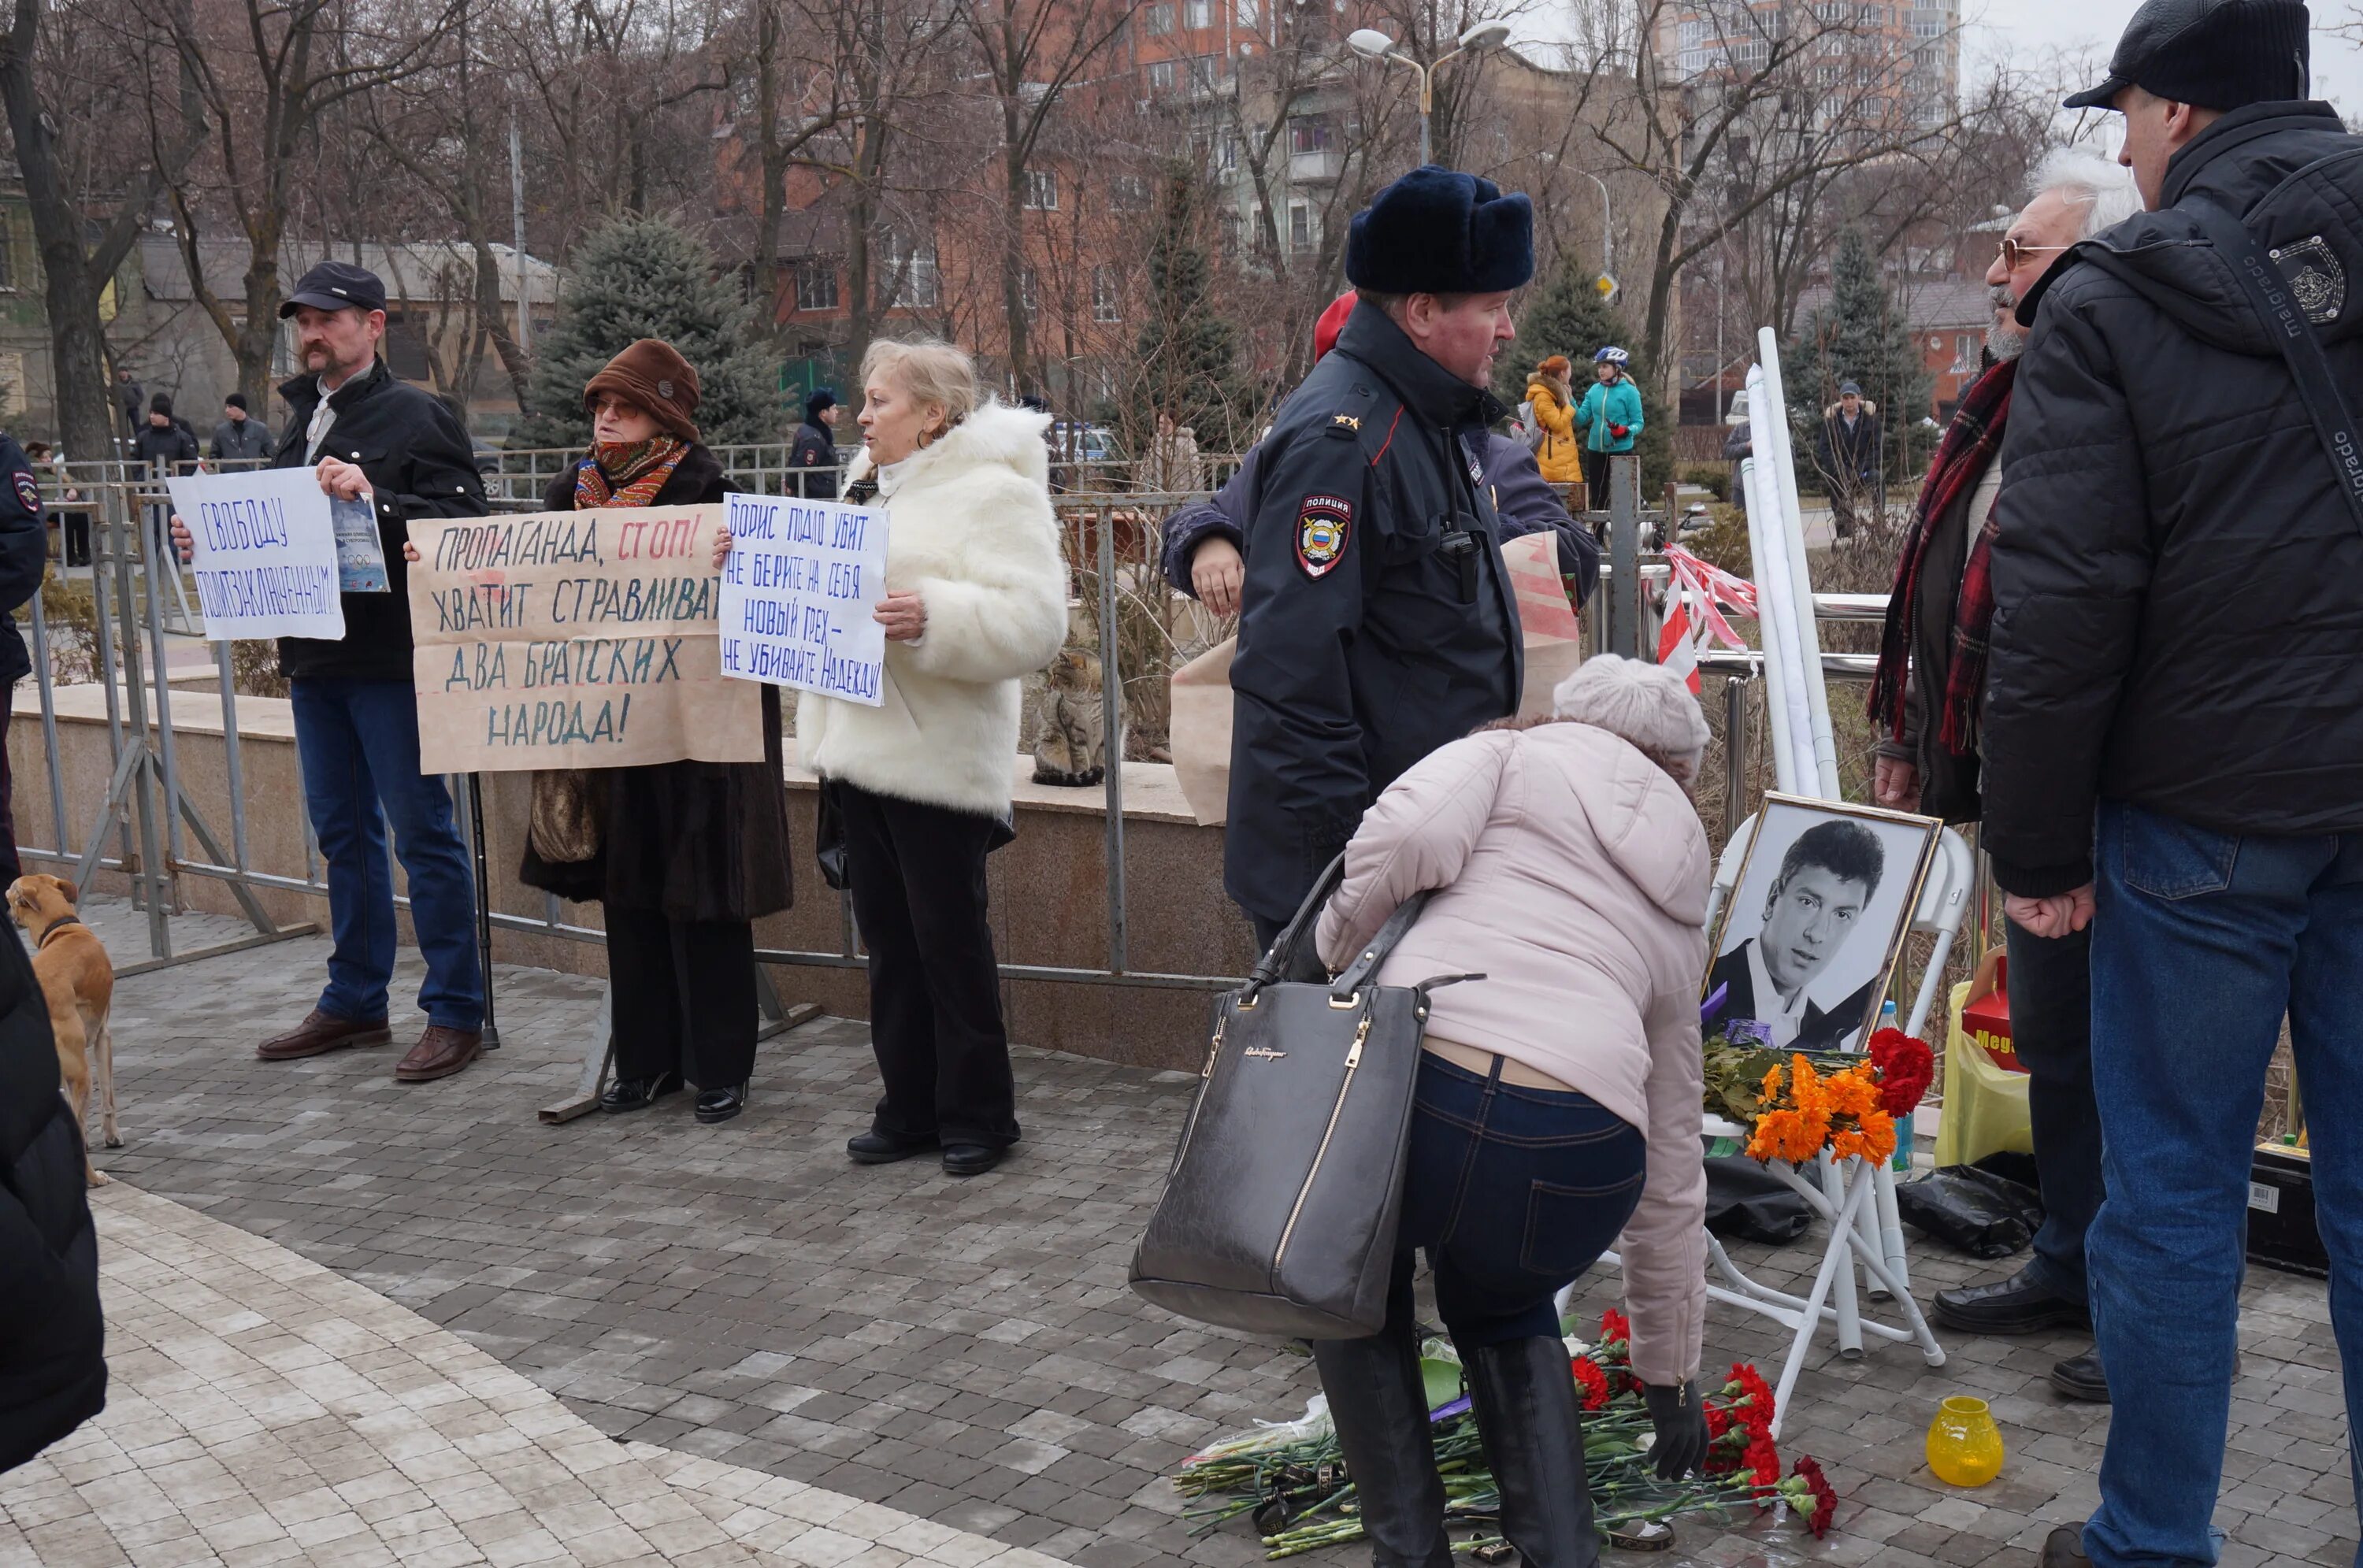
[1702,793,1942,1056]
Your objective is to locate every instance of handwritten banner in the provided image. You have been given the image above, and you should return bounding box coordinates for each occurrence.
[717,492,890,707]
[406,504,766,773]
[168,468,344,641]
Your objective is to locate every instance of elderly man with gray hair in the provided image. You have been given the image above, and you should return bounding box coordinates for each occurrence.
[1864,147,2138,1403]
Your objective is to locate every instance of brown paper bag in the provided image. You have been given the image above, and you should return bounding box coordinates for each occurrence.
[1170,636,1234,826]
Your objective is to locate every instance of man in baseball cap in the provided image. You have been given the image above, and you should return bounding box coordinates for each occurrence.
[172,257,494,1085]
[1976,6,2363,1566]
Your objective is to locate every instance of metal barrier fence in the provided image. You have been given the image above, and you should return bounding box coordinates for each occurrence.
[18,453,1899,1030]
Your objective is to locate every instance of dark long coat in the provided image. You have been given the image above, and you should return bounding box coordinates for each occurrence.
[517,445,795,923]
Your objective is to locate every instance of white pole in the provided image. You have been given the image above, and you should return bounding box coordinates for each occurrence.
[1756,328,1842,799]
[1741,371,1804,795]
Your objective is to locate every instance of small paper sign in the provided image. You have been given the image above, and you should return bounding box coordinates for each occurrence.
[716,491,890,707]
[168,468,345,641]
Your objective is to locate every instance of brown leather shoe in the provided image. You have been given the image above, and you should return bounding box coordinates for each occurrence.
[394,1025,482,1083]
[257,1009,391,1061]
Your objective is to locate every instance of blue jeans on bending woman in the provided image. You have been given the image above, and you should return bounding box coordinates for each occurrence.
[1395,1050,1646,1347]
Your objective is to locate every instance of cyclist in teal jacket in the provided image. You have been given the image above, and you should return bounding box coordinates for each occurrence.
[1574,345,1645,510]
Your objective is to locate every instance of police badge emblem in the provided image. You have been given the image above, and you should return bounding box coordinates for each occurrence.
[2270,235,2346,326]
[1296,493,1352,579]
[11,470,38,515]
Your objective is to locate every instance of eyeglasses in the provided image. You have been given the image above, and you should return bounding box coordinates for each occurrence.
[591,395,645,419]
[1997,237,2072,269]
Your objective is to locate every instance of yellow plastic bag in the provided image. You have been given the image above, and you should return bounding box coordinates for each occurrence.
[1932,979,2034,1168]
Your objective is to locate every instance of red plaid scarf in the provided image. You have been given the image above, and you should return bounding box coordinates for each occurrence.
[1867,358,2013,757]
[575,436,686,510]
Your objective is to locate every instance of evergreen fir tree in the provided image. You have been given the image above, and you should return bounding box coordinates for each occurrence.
[513,217,782,450]
[1784,228,1930,484]
[1492,255,1672,497]
[1128,168,1248,451]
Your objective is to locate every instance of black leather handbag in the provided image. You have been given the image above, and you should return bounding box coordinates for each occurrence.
[1130,858,1475,1340]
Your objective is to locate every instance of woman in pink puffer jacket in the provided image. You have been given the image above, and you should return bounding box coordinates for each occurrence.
[1309,654,1712,1568]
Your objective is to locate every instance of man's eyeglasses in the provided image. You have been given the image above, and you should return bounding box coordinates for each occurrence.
[1998,237,2072,269]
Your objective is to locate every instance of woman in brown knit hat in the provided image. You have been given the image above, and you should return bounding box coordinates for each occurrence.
[519,340,794,1123]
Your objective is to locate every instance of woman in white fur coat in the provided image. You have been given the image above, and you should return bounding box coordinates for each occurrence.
[795,339,1067,1177]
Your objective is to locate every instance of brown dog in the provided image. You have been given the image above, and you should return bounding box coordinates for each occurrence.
[9,875,117,1185]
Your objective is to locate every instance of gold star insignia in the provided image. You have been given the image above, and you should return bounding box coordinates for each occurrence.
[1330,413,1361,431]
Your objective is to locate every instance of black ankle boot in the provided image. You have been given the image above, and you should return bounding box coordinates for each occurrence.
[1310,1321,1454,1568]
[1462,1336,1599,1568]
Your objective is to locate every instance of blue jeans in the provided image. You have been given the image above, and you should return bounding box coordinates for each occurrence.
[290,677,483,1031]
[2083,801,2363,1568]
[2008,918,2101,1304]
[1393,1051,1646,1348]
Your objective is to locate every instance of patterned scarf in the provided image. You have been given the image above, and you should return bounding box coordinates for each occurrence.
[1866,358,2014,756]
[575,436,687,510]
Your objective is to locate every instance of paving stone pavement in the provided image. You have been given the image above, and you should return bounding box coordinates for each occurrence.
[0,1182,1085,1568]
[38,897,2361,1568]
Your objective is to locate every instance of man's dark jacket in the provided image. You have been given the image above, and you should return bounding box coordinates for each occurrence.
[0,435,48,686]
[1814,406,1881,487]
[0,924,106,1473]
[1159,428,1599,604]
[130,419,199,472]
[210,416,273,463]
[270,359,488,683]
[1226,300,1532,925]
[1983,101,2363,895]
[1702,940,1878,1054]
[789,420,839,499]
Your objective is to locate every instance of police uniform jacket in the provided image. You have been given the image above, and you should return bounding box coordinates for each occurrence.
[1225,300,1531,925]
[0,436,46,686]
[269,358,488,683]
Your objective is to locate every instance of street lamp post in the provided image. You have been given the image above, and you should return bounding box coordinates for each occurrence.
[1348,20,1512,167]
[1580,170,1612,281]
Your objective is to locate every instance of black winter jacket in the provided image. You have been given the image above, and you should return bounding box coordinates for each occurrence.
[130,419,200,472]
[0,434,48,687]
[270,359,488,682]
[1983,102,2363,895]
[515,447,794,924]
[0,924,106,1473]
[789,421,839,499]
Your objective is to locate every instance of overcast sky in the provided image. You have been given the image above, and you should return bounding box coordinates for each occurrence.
[1962,0,2358,132]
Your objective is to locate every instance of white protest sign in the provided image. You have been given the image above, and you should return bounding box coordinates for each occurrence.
[167,468,344,641]
[717,492,889,707]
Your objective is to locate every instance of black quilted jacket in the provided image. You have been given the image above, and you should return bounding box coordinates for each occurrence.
[1981,102,2363,896]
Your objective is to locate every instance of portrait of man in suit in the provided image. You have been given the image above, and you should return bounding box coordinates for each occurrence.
[1707,817,1887,1052]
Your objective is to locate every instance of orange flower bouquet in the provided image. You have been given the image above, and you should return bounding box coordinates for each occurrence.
[1743,1053,1897,1167]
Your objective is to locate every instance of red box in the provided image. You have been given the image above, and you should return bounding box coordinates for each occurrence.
[1961,951,2024,1073]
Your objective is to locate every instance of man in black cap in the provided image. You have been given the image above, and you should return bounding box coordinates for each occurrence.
[1973,5,2363,1566]
[170,259,491,1085]
[209,391,271,463]
[790,387,840,499]
[1812,380,1880,539]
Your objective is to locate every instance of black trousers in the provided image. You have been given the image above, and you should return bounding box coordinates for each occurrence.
[2007,917,2102,1304]
[840,783,1018,1148]
[1586,466,1613,513]
[607,905,758,1089]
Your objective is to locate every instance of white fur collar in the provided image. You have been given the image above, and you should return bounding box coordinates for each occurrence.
[842,399,1051,492]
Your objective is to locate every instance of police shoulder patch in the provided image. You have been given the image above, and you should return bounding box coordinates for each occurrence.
[11,469,37,516]
[1296,492,1352,579]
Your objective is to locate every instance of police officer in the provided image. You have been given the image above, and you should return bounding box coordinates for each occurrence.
[1226,166,1547,946]
[0,432,47,884]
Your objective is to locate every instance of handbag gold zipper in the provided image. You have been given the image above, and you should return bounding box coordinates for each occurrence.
[1272,1009,1373,1272]
[1163,1010,1229,1177]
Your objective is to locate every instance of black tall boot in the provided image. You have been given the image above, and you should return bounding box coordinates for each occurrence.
[1462,1336,1599,1567]
[1310,1318,1455,1568]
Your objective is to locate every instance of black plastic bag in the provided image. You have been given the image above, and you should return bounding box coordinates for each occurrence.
[1704,1156,1812,1244]
[1895,1159,2046,1259]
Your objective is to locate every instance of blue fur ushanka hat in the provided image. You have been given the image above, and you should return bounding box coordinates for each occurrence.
[1345,165,1534,295]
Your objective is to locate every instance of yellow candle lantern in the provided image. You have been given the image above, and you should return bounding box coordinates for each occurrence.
[1925,1396,2005,1487]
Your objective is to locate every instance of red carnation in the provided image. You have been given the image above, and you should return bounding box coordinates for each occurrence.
[1793,1456,1839,1536]
[1599,1308,1631,1346]
[1570,1355,1611,1412]
[1868,1028,1935,1118]
[1744,1430,1782,1490]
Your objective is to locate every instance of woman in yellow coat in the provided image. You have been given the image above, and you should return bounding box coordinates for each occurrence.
[1525,355,1584,487]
